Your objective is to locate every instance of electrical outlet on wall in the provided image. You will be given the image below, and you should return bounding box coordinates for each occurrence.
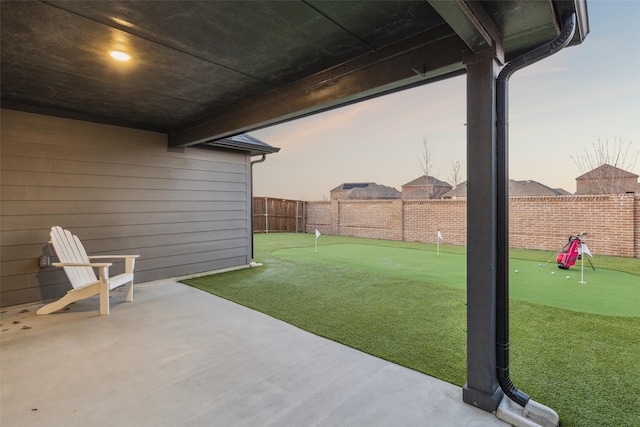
[39,256,50,268]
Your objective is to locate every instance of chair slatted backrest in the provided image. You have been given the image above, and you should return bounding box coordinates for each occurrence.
[50,226,97,289]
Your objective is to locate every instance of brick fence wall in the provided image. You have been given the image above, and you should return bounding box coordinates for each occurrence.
[636,196,640,257]
[306,194,640,258]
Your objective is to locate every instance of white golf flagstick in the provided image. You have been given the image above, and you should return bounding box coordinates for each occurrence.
[315,229,321,254]
[579,248,586,284]
[579,242,592,284]
[437,229,443,256]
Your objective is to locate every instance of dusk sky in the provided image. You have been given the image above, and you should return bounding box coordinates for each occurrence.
[251,1,640,201]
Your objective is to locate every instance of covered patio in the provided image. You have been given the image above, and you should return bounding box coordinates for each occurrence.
[2,1,590,425]
[1,278,507,427]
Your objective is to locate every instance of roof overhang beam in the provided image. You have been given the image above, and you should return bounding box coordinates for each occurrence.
[429,0,504,62]
[170,25,467,148]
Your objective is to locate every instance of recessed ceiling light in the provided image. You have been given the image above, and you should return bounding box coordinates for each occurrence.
[109,50,131,61]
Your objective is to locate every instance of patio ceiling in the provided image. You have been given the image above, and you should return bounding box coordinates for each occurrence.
[1,1,588,147]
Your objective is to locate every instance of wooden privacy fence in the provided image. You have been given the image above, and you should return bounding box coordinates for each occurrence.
[253,197,306,233]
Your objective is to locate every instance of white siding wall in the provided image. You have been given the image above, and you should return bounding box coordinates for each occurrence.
[1,109,252,307]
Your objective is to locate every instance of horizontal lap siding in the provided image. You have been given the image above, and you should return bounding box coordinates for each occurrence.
[1,110,251,307]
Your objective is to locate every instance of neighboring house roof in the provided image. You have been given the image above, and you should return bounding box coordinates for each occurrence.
[331,182,373,192]
[402,175,452,188]
[442,180,566,198]
[509,180,565,196]
[331,182,377,191]
[350,186,401,199]
[442,181,468,198]
[331,183,401,199]
[552,188,572,195]
[576,164,639,180]
[205,133,280,156]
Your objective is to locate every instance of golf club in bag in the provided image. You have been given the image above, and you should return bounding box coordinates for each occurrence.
[556,232,595,270]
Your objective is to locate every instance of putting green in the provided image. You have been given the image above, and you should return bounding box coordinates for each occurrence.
[273,244,639,317]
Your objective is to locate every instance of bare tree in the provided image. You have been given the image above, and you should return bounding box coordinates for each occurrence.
[448,161,463,188]
[419,136,432,178]
[571,137,639,194]
[418,136,434,198]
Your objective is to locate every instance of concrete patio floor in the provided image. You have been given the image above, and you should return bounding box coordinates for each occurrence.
[1,278,509,427]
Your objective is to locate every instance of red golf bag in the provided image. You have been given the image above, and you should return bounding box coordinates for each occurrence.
[556,233,584,269]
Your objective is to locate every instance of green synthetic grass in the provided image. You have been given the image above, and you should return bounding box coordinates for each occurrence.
[274,244,640,317]
[183,233,640,427]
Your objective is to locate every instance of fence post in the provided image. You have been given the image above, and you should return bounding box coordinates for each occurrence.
[264,197,269,234]
[296,200,299,233]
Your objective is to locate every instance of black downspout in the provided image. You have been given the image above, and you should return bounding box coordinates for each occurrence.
[496,13,576,407]
[250,155,267,259]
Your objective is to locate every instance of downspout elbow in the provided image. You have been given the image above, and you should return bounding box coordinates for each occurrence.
[251,154,267,165]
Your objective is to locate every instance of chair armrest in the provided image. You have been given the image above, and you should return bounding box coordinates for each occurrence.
[87,255,138,273]
[52,262,113,268]
[88,255,140,259]
[52,262,112,283]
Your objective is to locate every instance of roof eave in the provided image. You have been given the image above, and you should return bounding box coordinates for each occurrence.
[204,134,280,156]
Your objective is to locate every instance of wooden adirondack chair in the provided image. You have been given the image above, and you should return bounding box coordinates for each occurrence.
[37,226,139,315]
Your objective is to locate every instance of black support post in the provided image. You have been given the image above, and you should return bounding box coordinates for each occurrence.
[462,52,503,412]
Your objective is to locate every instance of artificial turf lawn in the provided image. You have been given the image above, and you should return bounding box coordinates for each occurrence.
[274,244,640,317]
[183,233,640,427]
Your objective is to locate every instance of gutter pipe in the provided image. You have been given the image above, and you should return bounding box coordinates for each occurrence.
[250,155,267,258]
[251,154,267,166]
[495,13,576,408]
